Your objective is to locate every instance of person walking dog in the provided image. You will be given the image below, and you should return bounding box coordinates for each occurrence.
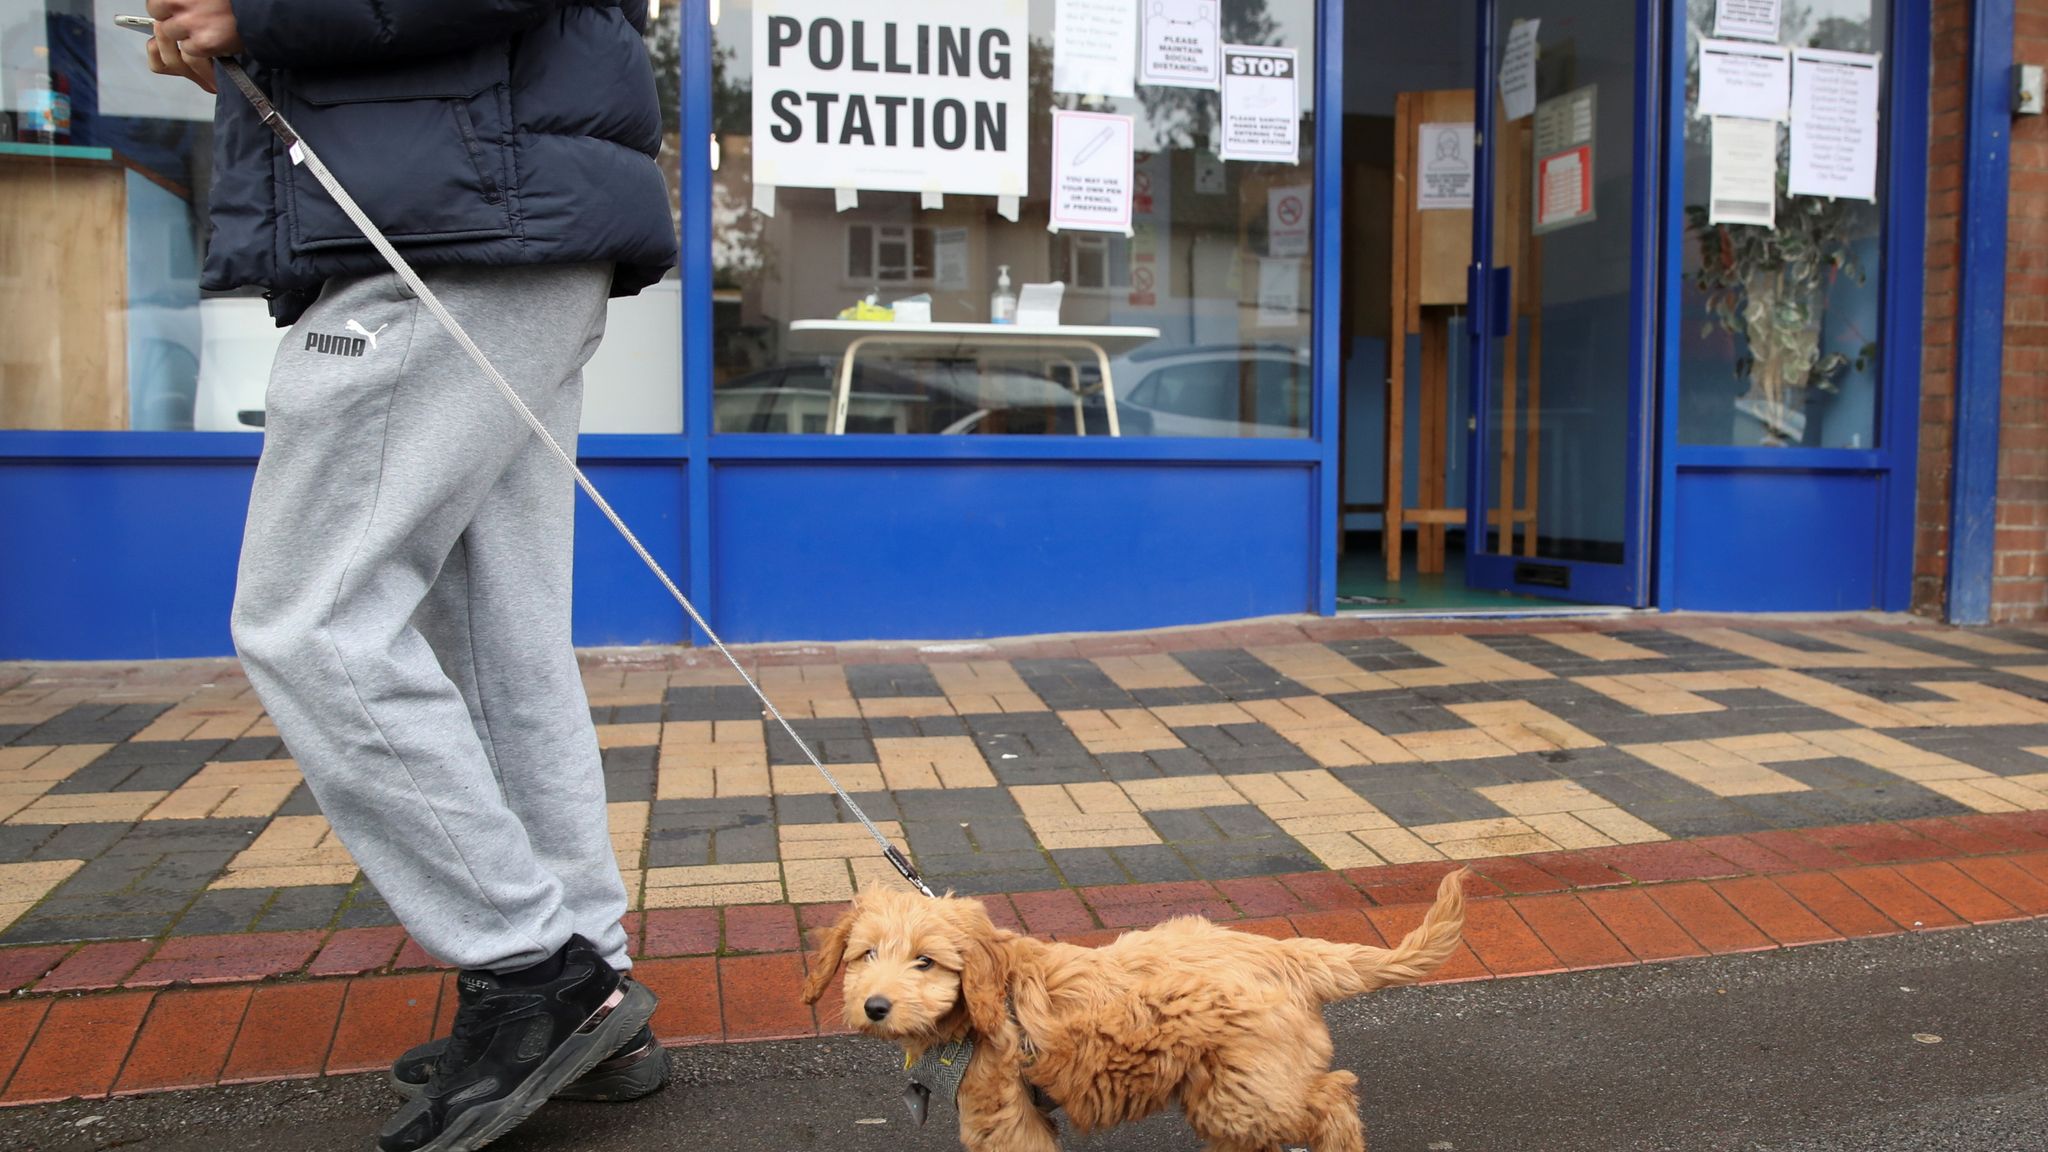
[143,1,678,1148]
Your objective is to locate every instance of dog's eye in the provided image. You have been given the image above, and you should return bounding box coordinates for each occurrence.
[863,949,877,963]
[914,956,935,970]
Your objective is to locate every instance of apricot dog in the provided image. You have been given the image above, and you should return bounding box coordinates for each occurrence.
[800,869,1468,1152]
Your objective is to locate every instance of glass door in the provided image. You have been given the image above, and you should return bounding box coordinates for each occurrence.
[1463,0,1659,606]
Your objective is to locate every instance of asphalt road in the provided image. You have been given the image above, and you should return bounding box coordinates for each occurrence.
[7,920,2045,1152]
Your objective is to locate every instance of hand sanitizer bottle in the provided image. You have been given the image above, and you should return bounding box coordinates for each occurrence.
[991,265,1017,325]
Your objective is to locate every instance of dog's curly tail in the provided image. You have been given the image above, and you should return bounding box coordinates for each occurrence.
[1294,867,1469,1002]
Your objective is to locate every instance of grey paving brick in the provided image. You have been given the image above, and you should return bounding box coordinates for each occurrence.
[1324,637,1444,672]
[2,912,175,945]
[47,740,224,794]
[1011,659,1135,710]
[102,819,265,858]
[664,685,762,722]
[1327,691,1465,736]
[1048,848,1127,887]
[1172,649,1309,701]
[1145,809,1226,843]
[255,885,350,932]
[211,736,290,762]
[890,788,1018,823]
[1108,844,1197,884]
[169,889,272,935]
[844,664,944,699]
[0,825,58,864]
[0,724,31,746]
[1178,840,1320,880]
[645,828,711,868]
[29,822,132,861]
[767,719,873,766]
[1129,685,1229,708]
[14,702,172,746]
[275,782,325,818]
[712,824,778,865]
[601,746,656,803]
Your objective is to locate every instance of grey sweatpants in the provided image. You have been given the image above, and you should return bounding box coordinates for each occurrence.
[232,263,629,974]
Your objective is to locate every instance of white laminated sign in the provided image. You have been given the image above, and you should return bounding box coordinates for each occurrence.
[1219,45,1300,164]
[751,1,1030,199]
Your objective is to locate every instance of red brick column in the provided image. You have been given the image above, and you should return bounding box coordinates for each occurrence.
[1916,0,1968,616]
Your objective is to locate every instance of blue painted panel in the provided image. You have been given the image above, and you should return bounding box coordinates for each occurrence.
[0,460,250,659]
[710,462,1315,642]
[1671,469,1882,611]
[570,462,689,648]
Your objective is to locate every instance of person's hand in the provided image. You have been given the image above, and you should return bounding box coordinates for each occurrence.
[144,0,243,95]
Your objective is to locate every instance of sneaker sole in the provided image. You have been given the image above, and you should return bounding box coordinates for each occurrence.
[388,1031,669,1104]
[407,978,657,1152]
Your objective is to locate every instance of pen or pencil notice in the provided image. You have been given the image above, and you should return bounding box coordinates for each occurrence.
[1072,126,1114,167]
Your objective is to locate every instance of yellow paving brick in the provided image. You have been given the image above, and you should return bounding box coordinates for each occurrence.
[1352,828,1446,863]
[145,759,301,821]
[1541,632,1662,661]
[1120,775,1243,811]
[1571,805,1668,844]
[8,790,169,825]
[132,714,207,742]
[1966,776,2048,809]
[1058,709,1183,755]
[216,816,357,885]
[944,692,1049,715]
[873,736,995,788]
[1394,728,1517,762]
[1477,779,1608,816]
[1092,654,1201,691]
[1920,681,2048,724]
[1011,785,1080,818]
[1412,817,1539,845]
[1399,635,1552,682]
[782,859,856,903]
[597,723,664,749]
[849,856,925,895]
[643,881,786,908]
[1919,779,2026,813]
[656,764,715,800]
[189,714,262,741]
[213,864,361,889]
[773,762,886,795]
[1447,701,1601,753]
[1435,832,1562,859]
[1286,727,1419,767]
[0,743,109,783]
[610,802,649,871]
[0,859,82,908]
[1029,815,1160,851]
[859,697,957,719]
[1293,832,1386,870]
[1247,644,1395,693]
[1151,703,1257,728]
[1572,675,1722,715]
[648,862,781,886]
[1911,629,2038,656]
[777,822,909,860]
[1275,809,1399,836]
[931,660,1035,697]
[1624,742,1809,797]
[1239,696,1357,732]
[1518,812,1616,850]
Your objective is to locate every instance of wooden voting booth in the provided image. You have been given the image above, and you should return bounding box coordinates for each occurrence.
[1341,90,1543,583]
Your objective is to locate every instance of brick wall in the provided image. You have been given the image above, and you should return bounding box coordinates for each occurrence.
[1915,0,2048,622]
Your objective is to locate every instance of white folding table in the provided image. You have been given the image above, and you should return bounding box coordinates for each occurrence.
[784,320,1162,436]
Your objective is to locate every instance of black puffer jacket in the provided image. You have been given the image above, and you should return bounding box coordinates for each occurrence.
[205,0,676,324]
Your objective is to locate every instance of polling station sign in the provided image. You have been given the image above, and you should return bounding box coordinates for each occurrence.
[751,0,1031,199]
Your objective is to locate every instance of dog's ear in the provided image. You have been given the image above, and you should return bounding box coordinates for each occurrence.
[955,902,1013,1042]
[800,898,858,1006]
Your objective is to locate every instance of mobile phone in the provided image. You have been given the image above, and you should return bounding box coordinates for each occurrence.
[113,14,156,33]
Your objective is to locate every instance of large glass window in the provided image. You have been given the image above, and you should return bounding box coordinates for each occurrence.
[710,0,1319,437]
[0,1,681,434]
[1678,0,1887,448]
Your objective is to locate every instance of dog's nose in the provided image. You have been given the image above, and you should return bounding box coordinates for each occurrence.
[864,996,891,1022]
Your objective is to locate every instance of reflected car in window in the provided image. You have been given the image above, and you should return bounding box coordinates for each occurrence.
[1113,343,1312,439]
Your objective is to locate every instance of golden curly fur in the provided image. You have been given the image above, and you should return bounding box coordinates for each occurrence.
[800,868,1469,1152]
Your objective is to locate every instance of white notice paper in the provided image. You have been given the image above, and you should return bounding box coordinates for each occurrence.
[1699,39,1791,122]
[1017,282,1067,326]
[1499,19,1540,122]
[1713,0,1782,42]
[1417,122,1475,211]
[1257,258,1301,328]
[1140,0,1222,90]
[1789,48,1881,202]
[1532,86,1597,233]
[1050,109,1137,233]
[1709,117,1779,228]
[1055,0,1139,98]
[1267,184,1311,257]
[1219,45,1300,164]
[935,227,970,289]
[750,0,1030,197]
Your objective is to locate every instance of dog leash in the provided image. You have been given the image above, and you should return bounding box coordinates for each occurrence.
[216,59,935,900]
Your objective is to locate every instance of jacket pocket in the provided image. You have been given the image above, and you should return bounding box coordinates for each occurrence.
[281,46,516,253]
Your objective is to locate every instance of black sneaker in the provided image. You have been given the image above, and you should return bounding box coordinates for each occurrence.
[390,1022,668,1103]
[376,936,656,1152]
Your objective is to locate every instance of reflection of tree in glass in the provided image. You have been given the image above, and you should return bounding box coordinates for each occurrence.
[1136,1,1276,149]
[1683,0,1881,445]
[647,10,772,291]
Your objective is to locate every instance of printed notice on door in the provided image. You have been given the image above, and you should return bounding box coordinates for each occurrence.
[1050,109,1136,233]
[1698,39,1791,121]
[1219,45,1300,163]
[1054,0,1138,97]
[1788,48,1880,202]
[1533,85,1596,233]
[1140,0,1221,90]
[1709,116,1778,228]
[1417,122,1475,210]
[1713,0,1782,42]
[1257,257,1302,328]
[1498,19,1540,122]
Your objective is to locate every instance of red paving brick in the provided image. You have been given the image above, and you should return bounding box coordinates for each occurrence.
[1835,867,1967,931]
[126,931,322,988]
[811,968,855,1038]
[2014,851,2048,887]
[3,992,152,1104]
[1457,900,1564,976]
[0,946,67,994]
[432,971,460,1036]
[1969,815,2048,853]
[1951,856,2048,916]
[113,987,251,1095]
[326,974,444,1075]
[1467,856,1570,895]
[1892,861,2024,924]
[1363,903,1490,983]
[0,1000,51,1091]
[1345,861,1487,906]
[723,904,799,953]
[1646,885,1775,954]
[1082,881,1234,928]
[1275,871,1370,910]
[390,937,444,971]
[38,940,153,992]
[1578,889,1706,962]
[305,926,406,978]
[1587,841,1747,884]
[219,982,346,1084]
[719,954,812,1041]
[1803,824,1952,865]
[1710,876,1841,946]
[1693,834,1806,875]
[1510,894,1635,970]
[1896,815,2032,857]
[1523,850,1633,890]
[1288,909,1388,948]
[633,959,721,1042]
[1215,877,1308,918]
[797,902,852,951]
[1010,889,1097,934]
[1771,872,1903,938]
[1741,829,1854,871]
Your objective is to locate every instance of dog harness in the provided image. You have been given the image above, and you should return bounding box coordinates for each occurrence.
[900,1040,973,1125]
